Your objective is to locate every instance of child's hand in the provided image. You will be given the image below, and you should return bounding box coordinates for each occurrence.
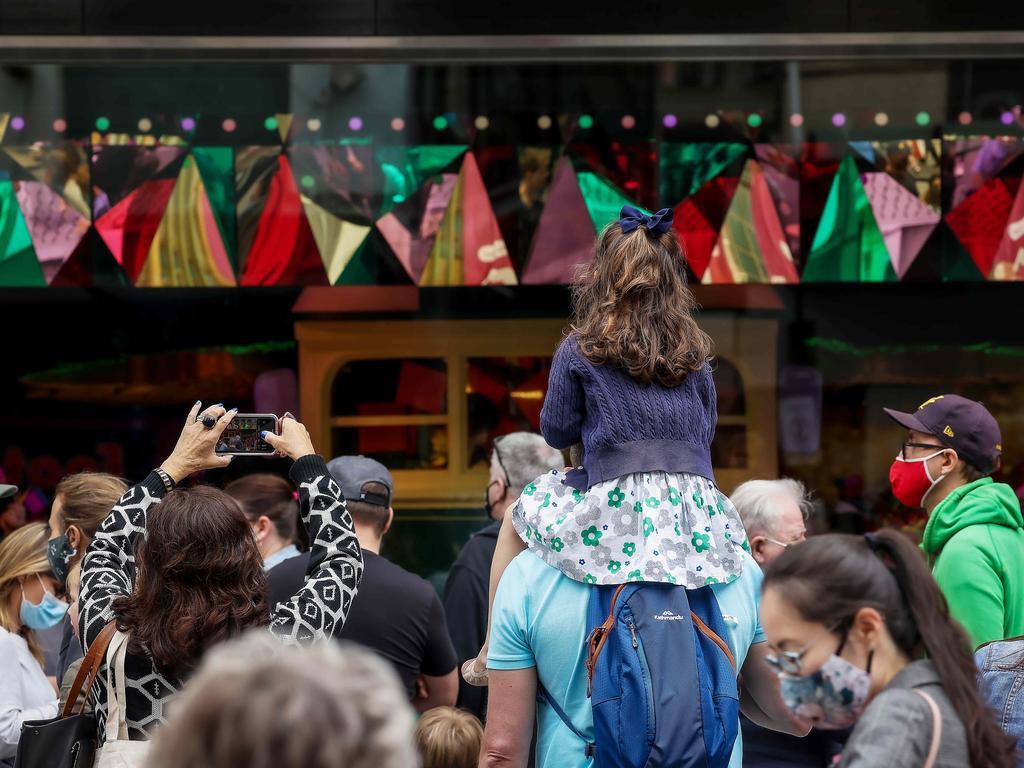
[569,443,584,469]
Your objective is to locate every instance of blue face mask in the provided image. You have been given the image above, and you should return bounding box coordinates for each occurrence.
[20,574,69,630]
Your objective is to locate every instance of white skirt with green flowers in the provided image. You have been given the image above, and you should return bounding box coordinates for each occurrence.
[511,470,748,588]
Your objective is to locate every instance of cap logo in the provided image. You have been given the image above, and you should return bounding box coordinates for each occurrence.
[997,443,1003,452]
[918,395,944,410]
[943,425,955,438]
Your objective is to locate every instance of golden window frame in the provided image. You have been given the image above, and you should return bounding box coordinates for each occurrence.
[297,316,778,507]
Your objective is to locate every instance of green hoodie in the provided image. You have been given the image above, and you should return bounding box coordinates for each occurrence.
[921,478,1024,649]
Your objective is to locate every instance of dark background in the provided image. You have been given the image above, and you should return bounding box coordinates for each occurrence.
[1,0,1023,36]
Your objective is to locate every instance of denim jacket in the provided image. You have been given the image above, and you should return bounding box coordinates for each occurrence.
[976,638,1024,754]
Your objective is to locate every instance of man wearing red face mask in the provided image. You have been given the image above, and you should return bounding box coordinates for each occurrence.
[884,395,1024,649]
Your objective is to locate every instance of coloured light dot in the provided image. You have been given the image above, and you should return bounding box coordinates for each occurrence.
[347,116,363,131]
[705,113,720,128]
[662,113,678,129]
[537,114,553,130]
[958,111,972,126]
[874,112,889,127]
[52,118,67,133]
[307,118,322,132]
[831,112,846,127]
[10,116,24,131]
[578,114,594,129]
[181,116,196,132]
[95,116,111,131]
[137,117,153,132]
[621,114,636,129]
[391,117,406,132]
[473,115,489,130]
[264,116,278,131]
[915,111,931,126]
[789,113,804,127]
[433,115,448,131]
[300,175,315,190]
[222,118,237,133]
[747,113,763,128]
[392,194,405,204]
[1001,111,1014,126]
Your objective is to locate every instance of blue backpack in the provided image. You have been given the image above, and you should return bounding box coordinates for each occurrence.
[538,583,739,768]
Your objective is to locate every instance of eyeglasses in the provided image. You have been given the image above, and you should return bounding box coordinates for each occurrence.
[765,537,792,549]
[900,441,948,460]
[764,622,843,676]
[492,435,512,488]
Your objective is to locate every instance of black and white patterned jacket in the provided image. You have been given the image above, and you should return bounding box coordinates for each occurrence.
[78,455,362,741]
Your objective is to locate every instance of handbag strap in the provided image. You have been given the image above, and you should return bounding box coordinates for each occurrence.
[914,689,942,768]
[61,621,118,718]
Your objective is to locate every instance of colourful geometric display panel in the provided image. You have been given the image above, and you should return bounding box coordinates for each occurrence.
[1,137,1023,287]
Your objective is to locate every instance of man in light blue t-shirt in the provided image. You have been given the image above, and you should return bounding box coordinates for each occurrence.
[481,549,808,768]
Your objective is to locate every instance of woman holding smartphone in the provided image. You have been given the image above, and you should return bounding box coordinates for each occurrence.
[78,403,363,747]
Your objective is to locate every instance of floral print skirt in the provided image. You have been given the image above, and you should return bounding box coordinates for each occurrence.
[511,470,748,588]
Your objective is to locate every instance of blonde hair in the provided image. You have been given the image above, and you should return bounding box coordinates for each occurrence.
[0,523,51,663]
[415,707,484,768]
[54,472,127,541]
[148,632,417,768]
[572,223,713,387]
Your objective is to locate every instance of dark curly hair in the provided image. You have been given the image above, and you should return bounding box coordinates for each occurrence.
[114,486,269,677]
[571,223,712,387]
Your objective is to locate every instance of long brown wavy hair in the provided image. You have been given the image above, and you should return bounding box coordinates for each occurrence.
[114,486,269,677]
[571,222,712,386]
[763,531,1018,768]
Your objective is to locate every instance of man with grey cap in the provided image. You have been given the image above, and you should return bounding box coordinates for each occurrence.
[326,455,459,712]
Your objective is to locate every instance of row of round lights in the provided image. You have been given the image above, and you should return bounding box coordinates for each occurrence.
[10,110,1021,135]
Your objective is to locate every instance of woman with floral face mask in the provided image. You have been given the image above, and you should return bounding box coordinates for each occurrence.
[0,523,64,767]
[760,529,1017,768]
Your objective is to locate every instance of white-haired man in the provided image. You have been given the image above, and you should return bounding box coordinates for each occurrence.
[443,432,564,720]
[730,478,809,566]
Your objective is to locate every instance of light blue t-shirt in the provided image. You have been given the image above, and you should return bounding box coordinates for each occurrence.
[488,549,764,768]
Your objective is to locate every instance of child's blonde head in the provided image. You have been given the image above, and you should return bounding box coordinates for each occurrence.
[572,221,712,386]
[414,706,484,768]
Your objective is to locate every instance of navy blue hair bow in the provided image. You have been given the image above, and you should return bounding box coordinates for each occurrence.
[619,205,674,236]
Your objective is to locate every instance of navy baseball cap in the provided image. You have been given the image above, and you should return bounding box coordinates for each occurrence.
[884,394,1002,474]
[326,455,393,507]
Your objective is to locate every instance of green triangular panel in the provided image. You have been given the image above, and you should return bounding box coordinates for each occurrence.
[659,143,748,205]
[577,172,648,235]
[0,181,44,286]
[378,145,469,214]
[803,156,896,282]
[941,235,984,282]
[192,147,237,269]
[335,236,378,285]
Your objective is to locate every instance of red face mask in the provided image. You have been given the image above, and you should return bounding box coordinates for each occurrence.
[889,450,947,508]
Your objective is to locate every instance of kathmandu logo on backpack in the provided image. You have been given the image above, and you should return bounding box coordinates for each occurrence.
[654,610,685,621]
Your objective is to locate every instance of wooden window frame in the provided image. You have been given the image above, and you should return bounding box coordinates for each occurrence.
[297,316,777,507]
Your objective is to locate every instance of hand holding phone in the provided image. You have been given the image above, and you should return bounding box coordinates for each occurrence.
[215,414,280,456]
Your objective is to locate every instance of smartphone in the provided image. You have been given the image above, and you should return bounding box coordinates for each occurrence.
[215,414,279,455]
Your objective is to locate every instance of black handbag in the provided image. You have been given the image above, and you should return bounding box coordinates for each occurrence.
[14,622,117,768]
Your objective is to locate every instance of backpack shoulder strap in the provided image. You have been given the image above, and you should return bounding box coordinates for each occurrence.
[914,689,942,768]
[536,684,595,756]
[585,583,628,695]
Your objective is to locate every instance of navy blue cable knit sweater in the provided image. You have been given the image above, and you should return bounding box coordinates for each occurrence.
[540,335,717,490]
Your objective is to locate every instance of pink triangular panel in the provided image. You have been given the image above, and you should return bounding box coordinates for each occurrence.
[14,181,89,285]
[94,179,177,282]
[462,153,516,285]
[756,145,801,263]
[198,182,235,283]
[521,157,595,285]
[990,181,1024,280]
[376,173,458,283]
[749,161,799,282]
[861,172,940,278]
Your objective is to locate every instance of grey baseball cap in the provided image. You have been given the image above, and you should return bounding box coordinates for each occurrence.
[0,485,16,500]
[326,456,394,507]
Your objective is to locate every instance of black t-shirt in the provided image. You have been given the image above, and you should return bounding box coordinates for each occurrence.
[272,550,457,699]
[442,521,500,720]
